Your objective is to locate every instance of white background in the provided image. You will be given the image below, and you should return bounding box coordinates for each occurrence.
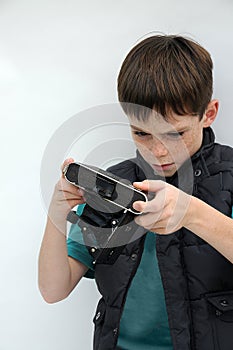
[1,0,233,349]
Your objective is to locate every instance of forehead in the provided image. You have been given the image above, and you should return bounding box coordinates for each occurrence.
[128,112,198,133]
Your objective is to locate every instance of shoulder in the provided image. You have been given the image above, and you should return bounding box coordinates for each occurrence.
[210,143,233,194]
[213,143,233,160]
[206,143,233,173]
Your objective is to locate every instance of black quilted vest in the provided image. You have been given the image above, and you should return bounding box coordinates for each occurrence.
[82,128,233,350]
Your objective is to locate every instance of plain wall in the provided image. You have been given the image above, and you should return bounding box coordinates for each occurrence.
[1,0,233,349]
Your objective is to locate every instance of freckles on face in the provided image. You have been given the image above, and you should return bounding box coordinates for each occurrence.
[129,113,204,175]
[181,121,204,157]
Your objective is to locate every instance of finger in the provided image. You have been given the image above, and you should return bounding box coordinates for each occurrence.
[133,189,167,214]
[58,188,86,203]
[133,200,147,213]
[76,188,85,196]
[66,194,85,204]
[62,186,85,197]
[61,157,75,176]
[62,197,86,205]
[57,178,85,198]
[133,198,161,213]
[133,180,166,193]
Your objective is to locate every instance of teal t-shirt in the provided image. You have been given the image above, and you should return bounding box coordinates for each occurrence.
[67,205,173,350]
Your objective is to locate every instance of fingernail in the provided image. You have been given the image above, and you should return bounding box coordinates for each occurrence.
[133,182,142,187]
[133,202,140,210]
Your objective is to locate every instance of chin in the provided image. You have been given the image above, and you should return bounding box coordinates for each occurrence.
[154,170,176,178]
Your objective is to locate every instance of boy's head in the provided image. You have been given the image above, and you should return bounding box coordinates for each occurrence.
[117,34,213,120]
[117,34,218,177]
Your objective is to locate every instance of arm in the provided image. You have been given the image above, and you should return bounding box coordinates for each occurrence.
[38,158,87,303]
[185,196,233,263]
[133,180,233,263]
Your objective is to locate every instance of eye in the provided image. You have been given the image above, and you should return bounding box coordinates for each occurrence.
[166,131,184,139]
[133,131,151,137]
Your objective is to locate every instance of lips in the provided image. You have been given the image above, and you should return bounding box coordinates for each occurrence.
[152,163,174,171]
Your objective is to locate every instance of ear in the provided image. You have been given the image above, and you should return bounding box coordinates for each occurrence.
[202,99,219,128]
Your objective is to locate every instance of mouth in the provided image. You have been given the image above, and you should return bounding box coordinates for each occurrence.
[152,163,175,172]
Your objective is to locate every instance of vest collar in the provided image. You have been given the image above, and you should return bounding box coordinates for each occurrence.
[191,127,215,161]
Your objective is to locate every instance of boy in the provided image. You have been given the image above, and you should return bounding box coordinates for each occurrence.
[38,35,233,350]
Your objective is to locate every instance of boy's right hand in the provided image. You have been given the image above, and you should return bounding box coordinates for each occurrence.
[48,158,86,230]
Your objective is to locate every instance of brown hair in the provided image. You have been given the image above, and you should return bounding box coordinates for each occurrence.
[117,34,213,120]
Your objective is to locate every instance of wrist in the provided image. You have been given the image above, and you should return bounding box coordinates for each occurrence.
[184,195,201,231]
[48,204,70,236]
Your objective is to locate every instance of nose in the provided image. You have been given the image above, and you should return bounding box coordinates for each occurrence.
[148,136,168,158]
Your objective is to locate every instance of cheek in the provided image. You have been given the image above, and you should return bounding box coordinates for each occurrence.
[174,134,199,161]
[136,144,151,158]
[133,138,150,152]
[167,140,192,164]
[169,143,186,162]
[134,141,154,161]
[185,132,201,153]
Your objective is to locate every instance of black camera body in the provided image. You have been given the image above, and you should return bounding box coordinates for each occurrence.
[63,162,148,264]
[63,162,147,214]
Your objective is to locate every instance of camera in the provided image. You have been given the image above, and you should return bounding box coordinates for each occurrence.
[63,162,147,215]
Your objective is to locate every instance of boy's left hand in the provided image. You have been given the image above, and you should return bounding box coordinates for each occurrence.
[133,180,192,234]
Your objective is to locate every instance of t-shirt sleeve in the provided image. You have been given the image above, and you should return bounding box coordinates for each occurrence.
[66,204,95,279]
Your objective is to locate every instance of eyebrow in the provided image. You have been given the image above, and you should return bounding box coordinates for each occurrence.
[130,124,189,134]
[130,124,148,132]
